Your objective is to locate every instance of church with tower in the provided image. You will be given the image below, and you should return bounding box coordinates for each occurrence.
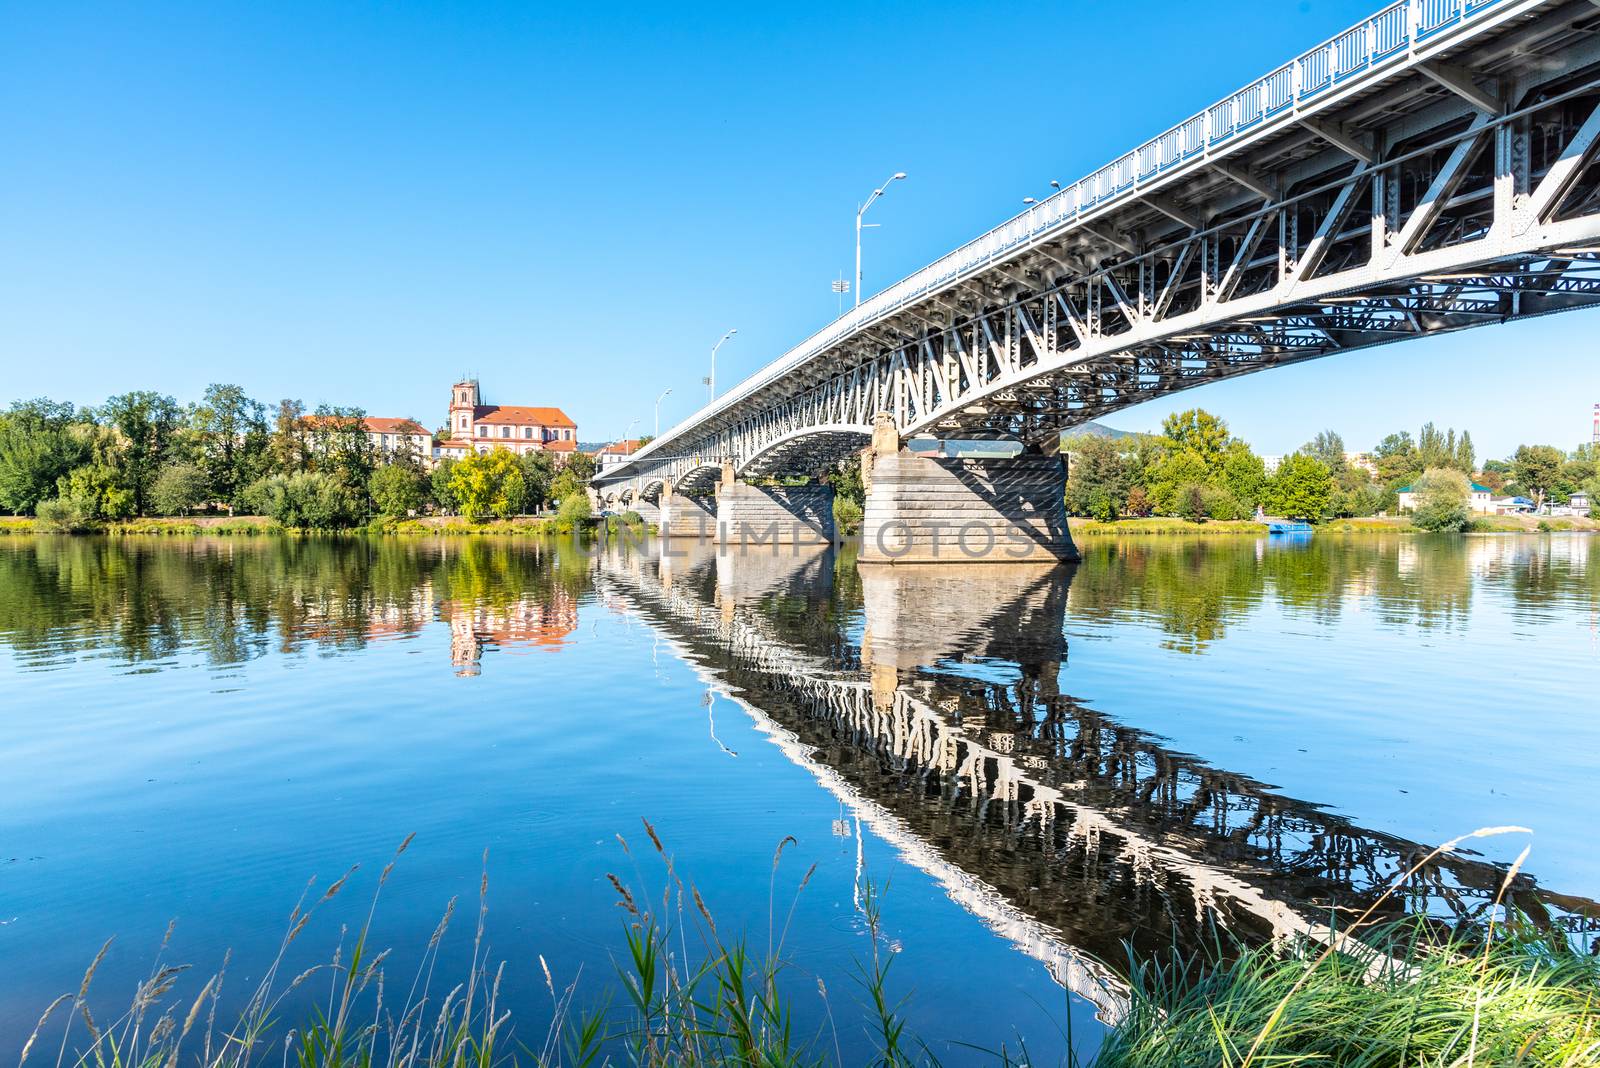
[434,378,578,463]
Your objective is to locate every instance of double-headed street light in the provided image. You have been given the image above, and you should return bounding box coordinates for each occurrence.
[707,329,737,403]
[654,388,672,437]
[855,172,907,308]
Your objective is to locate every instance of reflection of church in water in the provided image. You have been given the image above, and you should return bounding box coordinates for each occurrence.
[443,594,579,676]
[596,540,1600,1020]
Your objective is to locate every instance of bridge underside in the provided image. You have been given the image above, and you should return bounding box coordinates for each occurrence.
[598,2,1600,498]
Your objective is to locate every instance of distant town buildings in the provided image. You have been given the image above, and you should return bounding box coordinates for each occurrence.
[434,379,577,463]
[1397,480,1495,514]
[591,438,643,472]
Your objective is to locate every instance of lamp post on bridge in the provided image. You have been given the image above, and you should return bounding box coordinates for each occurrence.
[855,172,906,309]
[706,329,737,404]
[1022,180,1062,206]
[654,388,672,437]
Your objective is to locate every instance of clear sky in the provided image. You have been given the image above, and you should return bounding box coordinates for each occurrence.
[3,0,1596,460]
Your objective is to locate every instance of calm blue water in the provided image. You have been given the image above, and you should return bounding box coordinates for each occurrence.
[1,533,1596,1060]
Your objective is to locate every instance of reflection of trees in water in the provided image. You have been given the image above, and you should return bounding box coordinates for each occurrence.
[0,536,595,669]
[1060,535,1591,649]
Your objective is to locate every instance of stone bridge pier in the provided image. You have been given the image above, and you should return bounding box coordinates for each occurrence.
[716,462,835,546]
[656,483,717,539]
[860,414,1078,565]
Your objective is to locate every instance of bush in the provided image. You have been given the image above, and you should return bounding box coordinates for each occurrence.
[619,510,644,526]
[556,492,592,527]
[57,463,134,520]
[1411,467,1471,532]
[833,496,863,535]
[34,497,92,533]
[151,462,210,516]
[369,463,426,518]
[244,472,362,529]
[450,450,525,522]
[1202,485,1249,521]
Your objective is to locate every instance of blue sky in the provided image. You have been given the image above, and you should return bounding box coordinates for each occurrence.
[2,0,1595,460]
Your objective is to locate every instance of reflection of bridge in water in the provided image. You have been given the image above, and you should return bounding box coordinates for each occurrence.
[594,541,1600,1015]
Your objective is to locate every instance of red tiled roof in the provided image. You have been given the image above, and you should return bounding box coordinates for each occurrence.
[364,417,428,435]
[595,439,642,455]
[435,438,577,453]
[473,405,576,428]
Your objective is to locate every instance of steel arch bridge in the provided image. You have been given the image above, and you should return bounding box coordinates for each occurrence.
[597,0,1600,497]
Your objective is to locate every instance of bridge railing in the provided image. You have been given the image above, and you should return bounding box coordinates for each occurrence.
[605,0,1518,481]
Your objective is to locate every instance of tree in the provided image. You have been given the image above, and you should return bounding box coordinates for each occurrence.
[1123,485,1153,517]
[191,383,268,508]
[1064,434,1129,518]
[517,450,557,513]
[1454,430,1476,474]
[0,399,90,515]
[151,462,210,516]
[1410,467,1471,532]
[370,463,427,517]
[270,399,310,473]
[1302,429,1347,474]
[449,450,525,521]
[1219,442,1267,511]
[100,390,185,515]
[1145,448,1208,515]
[563,451,597,483]
[429,458,459,514]
[1160,409,1231,470]
[1512,444,1565,511]
[1263,453,1333,520]
[1373,431,1418,486]
[306,405,375,498]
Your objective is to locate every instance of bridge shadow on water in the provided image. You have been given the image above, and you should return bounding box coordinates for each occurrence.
[595,536,1600,1015]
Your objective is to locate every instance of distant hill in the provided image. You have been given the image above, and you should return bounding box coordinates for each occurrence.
[1062,421,1135,441]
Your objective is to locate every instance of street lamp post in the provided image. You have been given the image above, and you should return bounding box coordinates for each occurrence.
[708,329,737,403]
[654,388,672,437]
[855,172,907,309]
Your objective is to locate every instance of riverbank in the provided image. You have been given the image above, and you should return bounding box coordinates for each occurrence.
[1071,514,1600,536]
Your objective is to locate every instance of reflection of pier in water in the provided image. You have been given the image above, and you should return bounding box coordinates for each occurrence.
[595,541,1599,1014]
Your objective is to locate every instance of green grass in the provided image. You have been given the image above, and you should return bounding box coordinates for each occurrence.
[27,827,1600,1068]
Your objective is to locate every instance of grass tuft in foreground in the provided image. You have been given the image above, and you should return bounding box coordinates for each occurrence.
[22,826,1600,1068]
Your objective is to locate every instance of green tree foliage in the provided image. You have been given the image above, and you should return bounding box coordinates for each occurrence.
[244,472,362,529]
[0,399,90,515]
[564,450,597,483]
[1145,449,1209,515]
[369,463,427,517]
[450,449,526,521]
[1064,434,1129,519]
[306,406,375,499]
[824,455,864,506]
[549,462,588,508]
[429,458,459,514]
[151,462,210,516]
[55,463,135,520]
[1373,431,1417,486]
[1410,467,1471,532]
[1161,409,1231,470]
[556,491,592,527]
[100,391,185,516]
[270,399,310,473]
[1512,444,1565,510]
[517,450,557,513]
[1301,429,1346,474]
[1219,442,1267,509]
[191,383,268,508]
[1262,453,1333,520]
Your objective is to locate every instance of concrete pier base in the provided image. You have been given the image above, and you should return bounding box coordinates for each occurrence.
[716,483,836,545]
[860,452,1078,564]
[657,489,717,539]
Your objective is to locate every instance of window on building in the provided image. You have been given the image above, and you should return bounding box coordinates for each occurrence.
[477,426,487,438]
[523,427,533,438]
[459,415,468,429]
[500,426,510,438]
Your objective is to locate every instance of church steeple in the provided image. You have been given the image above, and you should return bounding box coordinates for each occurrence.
[449,378,480,436]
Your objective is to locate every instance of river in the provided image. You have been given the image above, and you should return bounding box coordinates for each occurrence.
[1,532,1596,1061]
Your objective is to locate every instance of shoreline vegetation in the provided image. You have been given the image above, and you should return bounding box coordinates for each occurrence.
[26,828,1600,1068]
[4,513,1599,538]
